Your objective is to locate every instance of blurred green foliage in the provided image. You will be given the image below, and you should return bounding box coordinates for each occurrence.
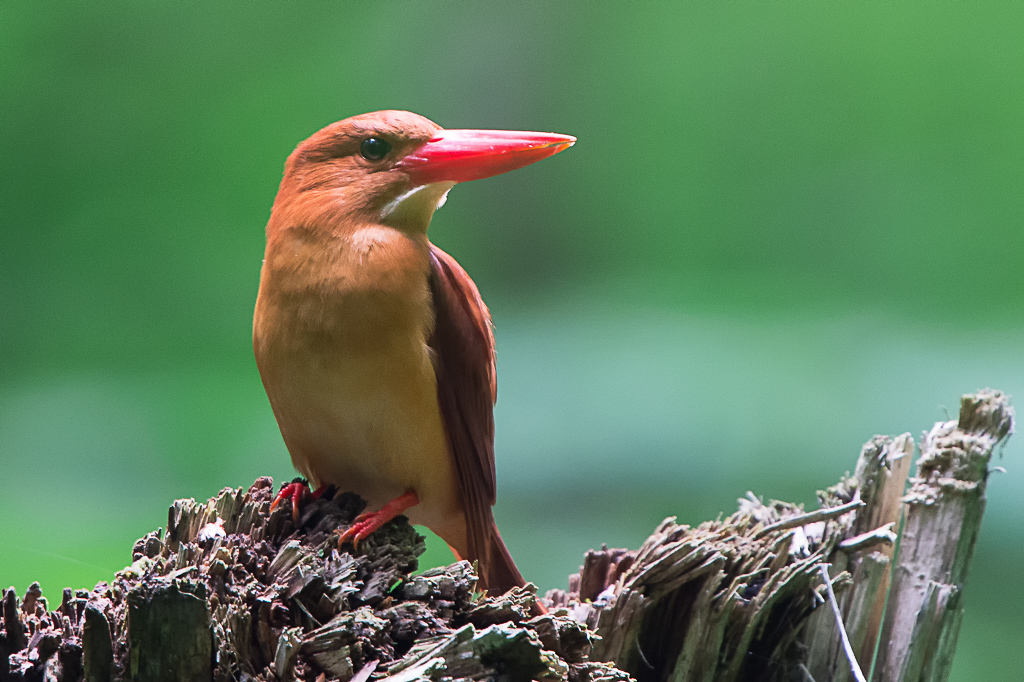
[2,2,1023,677]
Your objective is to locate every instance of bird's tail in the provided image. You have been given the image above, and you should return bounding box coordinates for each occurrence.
[475,517,526,596]
[456,512,547,615]
[455,508,526,596]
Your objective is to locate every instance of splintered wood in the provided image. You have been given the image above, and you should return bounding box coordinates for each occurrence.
[0,390,1012,682]
[872,389,1013,682]
[549,492,868,681]
[0,480,619,682]
[548,390,1010,682]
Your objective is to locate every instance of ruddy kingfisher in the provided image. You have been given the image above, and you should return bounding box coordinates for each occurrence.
[253,110,575,594]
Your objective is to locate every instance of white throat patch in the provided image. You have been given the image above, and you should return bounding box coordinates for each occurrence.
[380,181,456,230]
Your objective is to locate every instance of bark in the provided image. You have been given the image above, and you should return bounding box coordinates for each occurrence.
[0,390,1011,682]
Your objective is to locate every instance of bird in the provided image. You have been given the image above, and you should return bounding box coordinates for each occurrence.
[252,110,575,595]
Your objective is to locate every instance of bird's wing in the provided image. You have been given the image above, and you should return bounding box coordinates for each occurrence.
[427,243,497,525]
[427,244,527,595]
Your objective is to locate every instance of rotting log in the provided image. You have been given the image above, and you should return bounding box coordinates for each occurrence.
[0,390,1011,682]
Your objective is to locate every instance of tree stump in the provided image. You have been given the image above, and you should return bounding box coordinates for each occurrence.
[0,390,1011,682]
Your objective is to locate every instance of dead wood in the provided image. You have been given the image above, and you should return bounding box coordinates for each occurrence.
[0,390,1011,682]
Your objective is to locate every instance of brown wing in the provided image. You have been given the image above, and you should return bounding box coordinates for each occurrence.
[427,244,524,593]
[427,244,497,508]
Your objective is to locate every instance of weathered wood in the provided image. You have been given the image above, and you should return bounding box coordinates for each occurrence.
[550,497,851,681]
[0,389,1011,682]
[873,389,1013,682]
[803,432,913,681]
[544,391,1007,682]
[126,578,212,682]
[849,431,914,671]
[817,564,867,682]
[82,602,114,682]
[0,479,607,682]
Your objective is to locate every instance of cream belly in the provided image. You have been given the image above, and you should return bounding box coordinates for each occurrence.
[259,336,461,533]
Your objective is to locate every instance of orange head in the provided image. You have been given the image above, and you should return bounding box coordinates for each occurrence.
[267,110,575,237]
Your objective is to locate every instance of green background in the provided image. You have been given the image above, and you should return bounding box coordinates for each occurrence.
[2,2,1022,677]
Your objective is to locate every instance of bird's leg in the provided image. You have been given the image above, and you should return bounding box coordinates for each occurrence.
[338,491,419,548]
[270,479,331,524]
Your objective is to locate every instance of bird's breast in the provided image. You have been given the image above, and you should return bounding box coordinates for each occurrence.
[256,226,432,349]
[253,225,459,520]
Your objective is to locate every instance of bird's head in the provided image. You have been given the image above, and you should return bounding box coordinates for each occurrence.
[268,110,575,237]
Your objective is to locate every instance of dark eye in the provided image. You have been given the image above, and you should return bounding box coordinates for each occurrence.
[360,137,391,161]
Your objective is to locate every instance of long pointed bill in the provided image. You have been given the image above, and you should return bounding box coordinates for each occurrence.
[395,129,576,186]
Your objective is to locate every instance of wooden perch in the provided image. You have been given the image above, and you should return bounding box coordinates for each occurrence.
[547,432,908,682]
[872,389,1013,682]
[0,390,1012,682]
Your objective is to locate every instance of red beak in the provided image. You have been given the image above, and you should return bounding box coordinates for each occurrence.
[395,128,576,186]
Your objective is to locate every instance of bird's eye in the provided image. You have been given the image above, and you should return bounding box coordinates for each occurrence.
[360,137,391,161]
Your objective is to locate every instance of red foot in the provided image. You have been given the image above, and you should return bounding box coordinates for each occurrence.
[270,480,331,524]
[338,491,419,549]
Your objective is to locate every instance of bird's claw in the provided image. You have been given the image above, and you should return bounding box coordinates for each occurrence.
[337,490,419,551]
[337,516,381,551]
[270,480,310,525]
